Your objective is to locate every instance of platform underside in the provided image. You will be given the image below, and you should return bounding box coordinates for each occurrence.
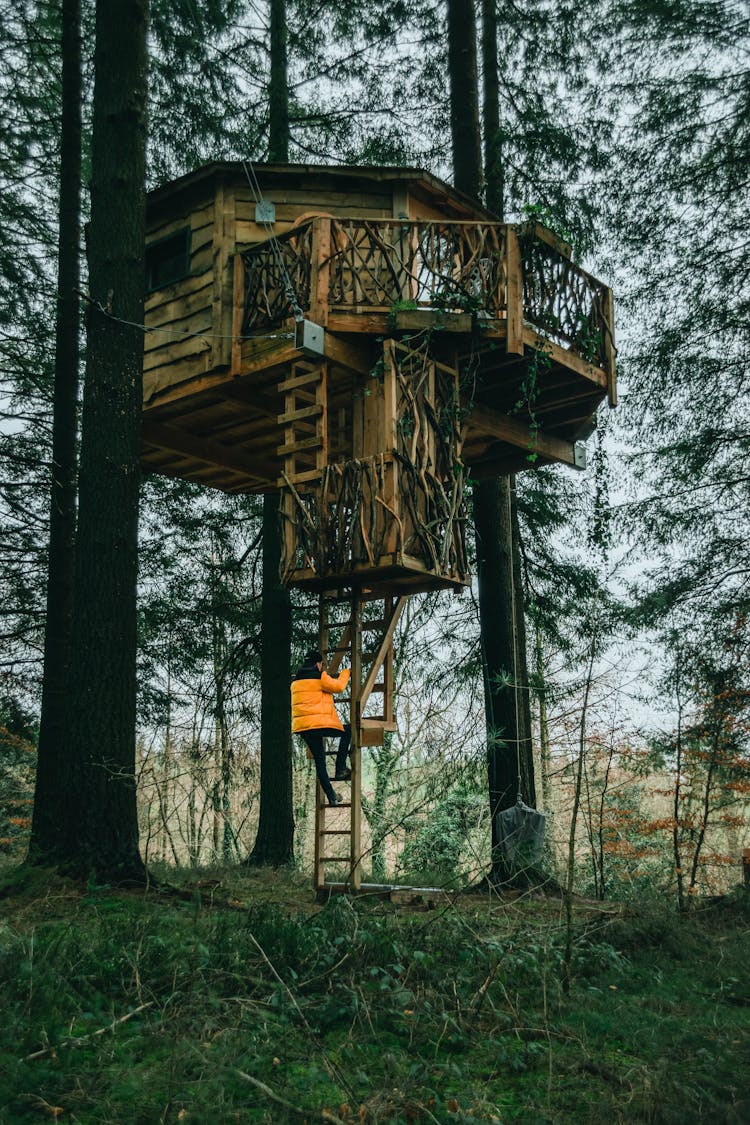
[141,311,607,494]
[287,551,469,595]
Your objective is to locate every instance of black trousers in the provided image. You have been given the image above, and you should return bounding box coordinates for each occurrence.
[300,724,351,802]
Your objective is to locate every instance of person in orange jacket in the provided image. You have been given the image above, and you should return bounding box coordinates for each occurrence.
[291,648,351,806]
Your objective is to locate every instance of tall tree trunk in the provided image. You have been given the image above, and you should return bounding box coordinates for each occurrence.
[249,0,295,864]
[268,0,289,162]
[248,492,295,863]
[54,0,150,880]
[482,1,533,800]
[475,477,519,873]
[481,0,504,219]
[510,479,535,807]
[29,0,82,864]
[447,0,536,881]
[447,0,482,200]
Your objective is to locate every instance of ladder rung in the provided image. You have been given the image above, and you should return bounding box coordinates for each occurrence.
[279,370,322,391]
[321,802,351,809]
[278,403,323,424]
[284,419,319,435]
[321,856,351,862]
[277,468,321,486]
[277,436,322,456]
[290,389,317,405]
[321,830,351,836]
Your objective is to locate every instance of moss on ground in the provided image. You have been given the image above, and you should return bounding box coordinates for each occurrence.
[0,865,748,1123]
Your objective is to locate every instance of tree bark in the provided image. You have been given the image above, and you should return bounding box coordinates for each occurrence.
[248,493,295,864]
[447,0,537,881]
[268,0,289,162]
[29,0,82,864]
[481,0,504,219]
[510,477,535,807]
[447,0,482,201]
[54,0,150,880]
[475,478,520,867]
[249,0,296,865]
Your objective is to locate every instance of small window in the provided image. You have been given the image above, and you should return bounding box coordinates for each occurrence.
[145,227,191,291]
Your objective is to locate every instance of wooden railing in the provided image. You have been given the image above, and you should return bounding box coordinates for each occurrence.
[518,227,612,370]
[239,218,614,375]
[280,338,468,585]
[326,219,507,315]
[241,222,313,332]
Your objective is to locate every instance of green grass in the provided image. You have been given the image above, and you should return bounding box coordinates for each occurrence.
[1,866,748,1123]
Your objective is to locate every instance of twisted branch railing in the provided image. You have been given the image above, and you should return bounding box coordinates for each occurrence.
[240,218,612,373]
[241,222,312,333]
[518,231,609,367]
[327,219,507,315]
[280,337,467,584]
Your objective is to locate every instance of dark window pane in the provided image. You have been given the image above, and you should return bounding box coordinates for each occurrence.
[146,228,191,291]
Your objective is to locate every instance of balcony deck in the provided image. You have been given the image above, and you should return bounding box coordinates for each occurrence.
[142,217,615,492]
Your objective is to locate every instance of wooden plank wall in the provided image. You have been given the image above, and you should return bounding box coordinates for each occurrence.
[232,185,395,245]
[143,193,218,403]
[145,177,397,407]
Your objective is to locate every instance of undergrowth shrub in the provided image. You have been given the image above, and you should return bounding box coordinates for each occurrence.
[1,884,748,1123]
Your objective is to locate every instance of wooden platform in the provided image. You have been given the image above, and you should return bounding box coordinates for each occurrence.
[316,882,449,906]
[142,180,615,496]
[287,551,469,595]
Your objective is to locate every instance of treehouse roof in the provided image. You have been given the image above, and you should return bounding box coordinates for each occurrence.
[146,160,499,224]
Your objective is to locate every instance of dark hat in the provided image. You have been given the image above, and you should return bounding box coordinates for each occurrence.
[304,648,323,664]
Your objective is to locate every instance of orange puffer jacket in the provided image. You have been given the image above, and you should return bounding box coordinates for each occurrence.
[291,667,351,733]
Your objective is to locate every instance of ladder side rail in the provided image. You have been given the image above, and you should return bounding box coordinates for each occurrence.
[313,594,331,891]
[359,595,408,712]
[349,592,363,890]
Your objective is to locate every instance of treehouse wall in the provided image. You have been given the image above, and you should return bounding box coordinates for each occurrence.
[144,190,217,401]
[143,165,496,411]
[145,175,406,406]
[141,163,614,523]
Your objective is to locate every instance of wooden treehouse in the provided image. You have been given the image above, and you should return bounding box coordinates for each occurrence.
[141,161,616,892]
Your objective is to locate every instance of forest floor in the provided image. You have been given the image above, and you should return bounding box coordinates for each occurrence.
[0,863,749,1124]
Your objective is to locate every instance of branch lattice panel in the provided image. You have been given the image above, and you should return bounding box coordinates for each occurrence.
[280,338,467,587]
[241,222,312,333]
[327,220,507,316]
[519,234,609,366]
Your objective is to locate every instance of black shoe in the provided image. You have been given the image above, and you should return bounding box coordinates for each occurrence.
[334,769,351,781]
[328,792,343,806]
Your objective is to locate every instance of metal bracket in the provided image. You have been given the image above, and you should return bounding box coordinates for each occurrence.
[295,319,324,357]
[255,199,276,225]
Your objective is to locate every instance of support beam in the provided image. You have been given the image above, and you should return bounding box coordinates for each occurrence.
[464,402,583,468]
[142,420,275,484]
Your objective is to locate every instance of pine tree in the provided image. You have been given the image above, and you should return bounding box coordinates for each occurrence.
[51,0,150,879]
[29,0,82,863]
[601,0,750,649]
[246,0,295,866]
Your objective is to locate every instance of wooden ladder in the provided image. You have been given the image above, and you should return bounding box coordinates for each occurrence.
[278,360,328,574]
[313,589,407,893]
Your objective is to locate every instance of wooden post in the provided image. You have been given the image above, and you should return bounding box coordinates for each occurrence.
[383,595,396,727]
[350,592,363,890]
[230,251,244,376]
[505,225,524,357]
[313,597,330,891]
[309,217,331,326]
